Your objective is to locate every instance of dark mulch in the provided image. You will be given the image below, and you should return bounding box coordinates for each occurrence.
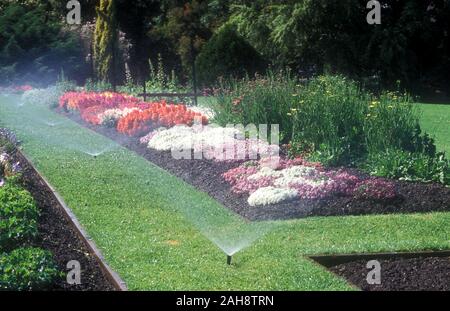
[63,112,450,221]
[10,147,116,291]
[329,256,450,291]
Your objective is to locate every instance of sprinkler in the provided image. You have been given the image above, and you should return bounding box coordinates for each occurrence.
[227,255,232,265]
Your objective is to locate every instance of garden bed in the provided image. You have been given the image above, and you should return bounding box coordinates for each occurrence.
[5,135,117,290]
[311,251,450,291]
[63,112,450,221]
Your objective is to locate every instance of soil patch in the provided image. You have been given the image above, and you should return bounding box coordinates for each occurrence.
[329,256,450,291]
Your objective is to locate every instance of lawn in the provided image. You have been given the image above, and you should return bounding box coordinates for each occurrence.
[1,94,449,290]
[417,103,450,154]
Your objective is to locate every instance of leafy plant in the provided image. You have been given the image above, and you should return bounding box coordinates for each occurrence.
[361,149,449,185]
[145,54,193,105]
[211,70,298,143]
[0,247,61,291]
[196,23,265,86]
[0,181,39,250]
[84,78,113,92]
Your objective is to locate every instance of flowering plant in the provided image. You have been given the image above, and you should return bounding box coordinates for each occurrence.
[117,102,208,136]
[0,85,33,94]
[59,91,142,111]
[222,157,396,206]
[98,107,141,127]
[58,91,208,132]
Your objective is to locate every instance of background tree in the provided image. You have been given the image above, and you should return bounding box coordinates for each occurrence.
[0,1,88,84]
[93,0,118,84]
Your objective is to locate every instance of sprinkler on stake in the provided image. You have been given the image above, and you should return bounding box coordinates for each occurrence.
[227,255,232,265]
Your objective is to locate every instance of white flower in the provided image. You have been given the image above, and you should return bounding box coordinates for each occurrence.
[147,125,194,151]
[0,152,8,164]
[248,187,298,206]
[247,167,282,181]
[187,106,215,119]
[21,86,63,107]
[98,107,140,125]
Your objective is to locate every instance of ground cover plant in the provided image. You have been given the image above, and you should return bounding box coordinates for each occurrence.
[1,93,449,290]
[0,128,114,291]
[0,135,61,290]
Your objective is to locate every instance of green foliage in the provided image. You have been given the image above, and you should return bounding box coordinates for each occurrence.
[212,73,445,176]
[93,0,118,83]
[288,75,440,167]
[362,149,450,185]
[147,54,195,104]
[0,181,39,250]
[228,0,450,92]
[0,247,60,291]
[291,76,369,165]
[211,71,298,143]
[147,54,182,93]
[364,92,436,156]
[0,3,87,85]
[84,78,113,92]
[196,24,264,86]
[156,0,211,75]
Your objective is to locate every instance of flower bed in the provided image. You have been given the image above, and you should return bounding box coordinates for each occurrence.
[141,124,278,161]
[140,124,396,206]
[0,85,33,94]
[58,91,209,136]
[222,157,396,206]
[55,90,450,220]
[117,103,208,136]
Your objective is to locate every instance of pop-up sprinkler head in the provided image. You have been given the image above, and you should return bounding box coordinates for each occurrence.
[227,255,232,265]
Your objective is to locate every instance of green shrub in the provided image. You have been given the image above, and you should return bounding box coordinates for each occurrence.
[0,182,39,250]
[84,78,113,92]
[196,24,265,86]
[291,75,369,165]
[363,91,436,156]
[211,71,299,143]
[0,4,88,85]
[0,247,60,290]
[361,149,449,185]
[290,75,437,166]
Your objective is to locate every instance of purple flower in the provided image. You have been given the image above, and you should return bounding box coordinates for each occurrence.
[11,162,21,173]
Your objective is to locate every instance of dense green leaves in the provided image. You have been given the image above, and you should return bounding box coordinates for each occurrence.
[0,247,61,290]
[0,180,39,250]
[196,24,264,86]
[0,2,88,85]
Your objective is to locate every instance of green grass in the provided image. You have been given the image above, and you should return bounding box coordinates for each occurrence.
[1,95,449,290]
[417,103,450,154]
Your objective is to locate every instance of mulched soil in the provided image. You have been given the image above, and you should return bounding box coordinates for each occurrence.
[62,112,450,221]
[329,256,450,291]
[7,142,116,291]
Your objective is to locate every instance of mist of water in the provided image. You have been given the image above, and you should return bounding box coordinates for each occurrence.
[1,94,277,262]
